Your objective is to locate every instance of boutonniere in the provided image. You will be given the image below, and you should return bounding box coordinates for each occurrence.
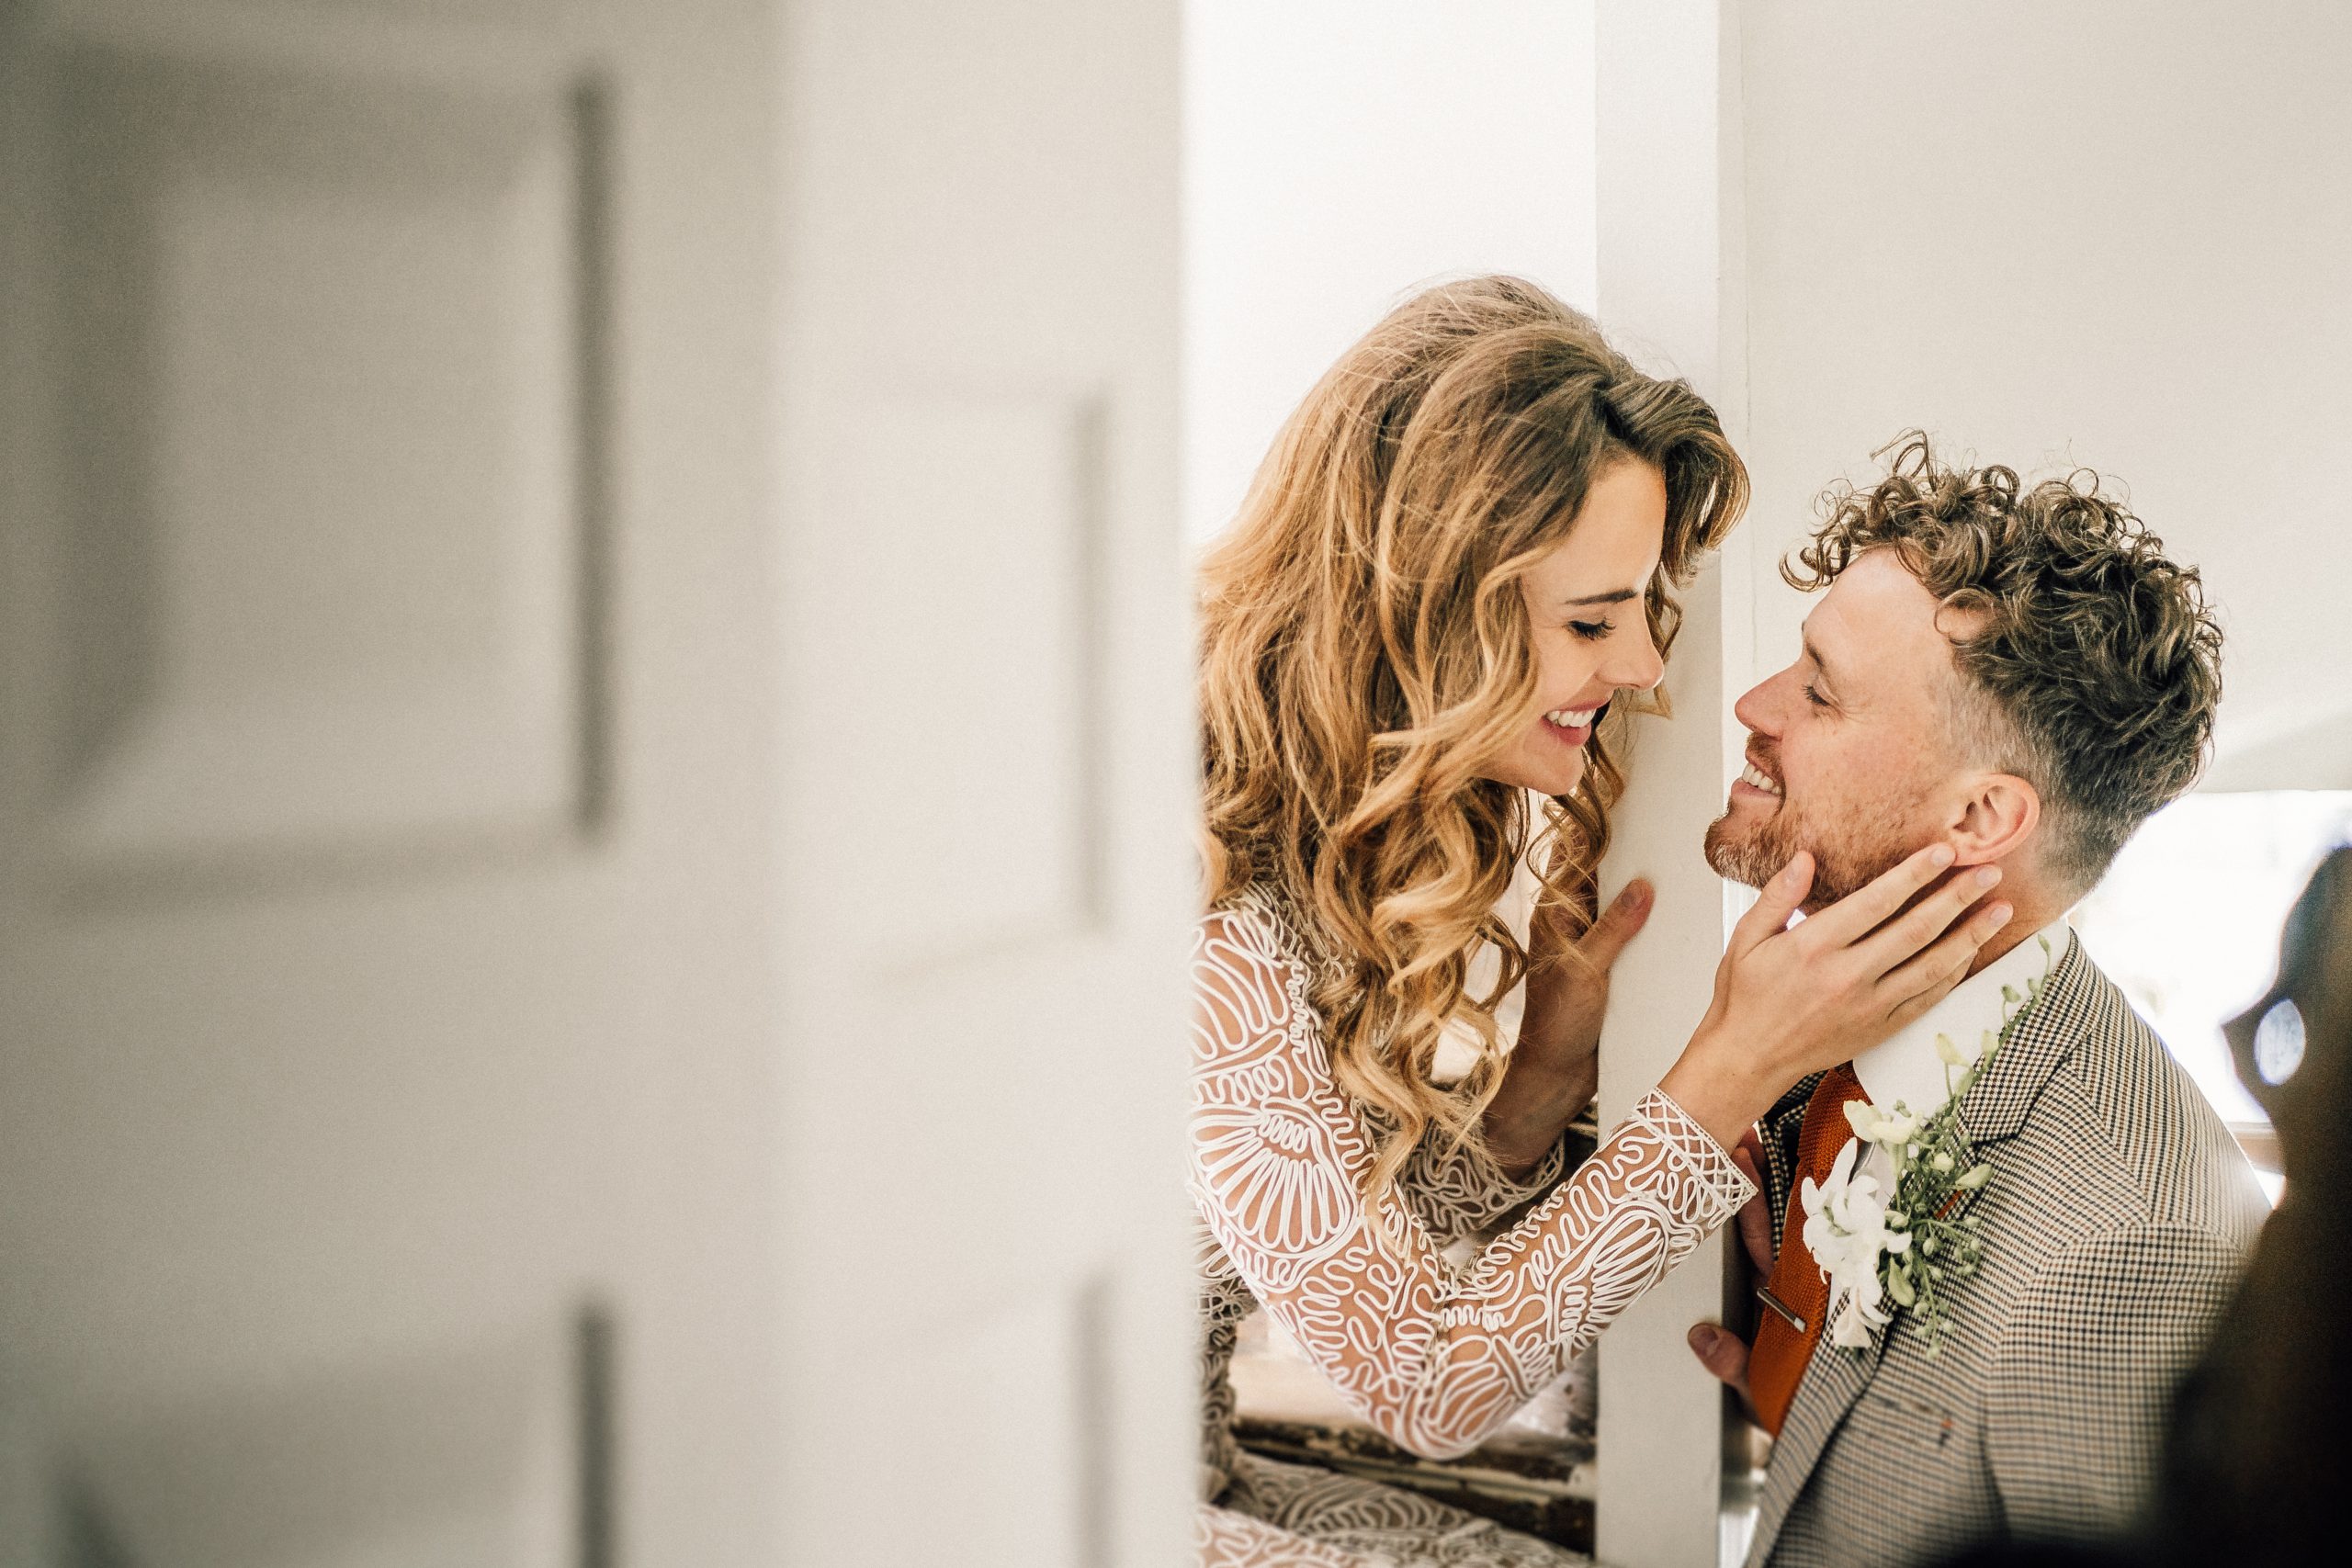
[1801,933,2055,1352]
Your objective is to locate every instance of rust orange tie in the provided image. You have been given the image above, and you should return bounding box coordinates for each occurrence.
[1747,1064,1869,1437]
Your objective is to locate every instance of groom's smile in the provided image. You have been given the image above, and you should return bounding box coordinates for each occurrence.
[1704,550,1961,908]
[1732,740,1784,802]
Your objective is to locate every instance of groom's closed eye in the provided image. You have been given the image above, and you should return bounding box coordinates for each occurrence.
[1800,635,1845,711]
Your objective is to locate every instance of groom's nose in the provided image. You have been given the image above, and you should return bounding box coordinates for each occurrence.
[1733,672,1778,736]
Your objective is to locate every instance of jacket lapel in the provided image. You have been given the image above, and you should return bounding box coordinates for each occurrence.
[1757,1072,1823,1228]
[1746,934,2089,1565]
[1744,1314,1895,1566]
[1955,931,2096,1149]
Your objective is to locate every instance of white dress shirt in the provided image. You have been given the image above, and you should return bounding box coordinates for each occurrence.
[1847,919,2069,1186]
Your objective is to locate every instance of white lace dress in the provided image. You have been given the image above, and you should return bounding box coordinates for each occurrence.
[1192,881,1754,1566]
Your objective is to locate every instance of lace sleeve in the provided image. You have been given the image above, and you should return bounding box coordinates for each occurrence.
[1395,1115,1583,1247]
[1192,903,1753,1461]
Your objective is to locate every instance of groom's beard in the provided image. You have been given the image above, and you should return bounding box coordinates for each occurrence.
[1704,773,1929,908]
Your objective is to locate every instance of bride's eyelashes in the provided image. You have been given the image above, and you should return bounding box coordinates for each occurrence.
[1568,616,1616,642]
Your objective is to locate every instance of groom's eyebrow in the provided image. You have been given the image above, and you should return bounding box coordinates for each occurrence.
[1802,633,1842,694]
[1562,588,1641,606]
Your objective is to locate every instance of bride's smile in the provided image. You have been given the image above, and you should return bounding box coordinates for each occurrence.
[1483,455,1670,799]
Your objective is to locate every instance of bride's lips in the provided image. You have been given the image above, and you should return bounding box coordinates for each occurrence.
[1541,699,1610,750]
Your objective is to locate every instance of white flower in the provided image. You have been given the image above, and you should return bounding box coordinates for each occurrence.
[1801,933,2052,1354]
[1842,1099,1918,1146]
[1799,1138,1914,1348]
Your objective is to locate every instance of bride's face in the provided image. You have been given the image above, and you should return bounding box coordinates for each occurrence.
[1479,457,1668,798]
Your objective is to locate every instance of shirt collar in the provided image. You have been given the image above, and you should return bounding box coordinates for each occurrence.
[1849,919,2070,1119]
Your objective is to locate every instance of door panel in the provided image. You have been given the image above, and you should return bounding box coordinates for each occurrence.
[40,27,594,883]
[0,1,1190,1564]
[775,4,1192,1564]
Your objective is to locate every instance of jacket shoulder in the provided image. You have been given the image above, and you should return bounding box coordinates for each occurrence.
[2001,953,2267,1247]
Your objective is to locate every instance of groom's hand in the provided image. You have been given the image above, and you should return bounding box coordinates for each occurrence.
[1689,1131,1774,1411]
[1688,1322,1752,1406]
[1728,1128,1777,1277]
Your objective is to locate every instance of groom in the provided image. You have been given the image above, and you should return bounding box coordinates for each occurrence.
[1688,436,2267,1567]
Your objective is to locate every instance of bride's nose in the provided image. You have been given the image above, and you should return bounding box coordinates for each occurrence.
[1602,618,1665,693]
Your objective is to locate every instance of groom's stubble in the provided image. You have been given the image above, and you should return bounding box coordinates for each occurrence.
[1704,739,1935,908]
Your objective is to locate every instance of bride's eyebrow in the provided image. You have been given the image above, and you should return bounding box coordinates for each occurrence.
[1562,588,1639,607]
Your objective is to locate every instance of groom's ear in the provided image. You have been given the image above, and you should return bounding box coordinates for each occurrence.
[1947,773,2041,866]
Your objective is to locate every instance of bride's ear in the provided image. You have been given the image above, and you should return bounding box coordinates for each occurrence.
[1948,773,2041,866]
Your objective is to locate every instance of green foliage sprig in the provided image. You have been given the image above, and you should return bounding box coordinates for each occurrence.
[1843,933,2053,1353]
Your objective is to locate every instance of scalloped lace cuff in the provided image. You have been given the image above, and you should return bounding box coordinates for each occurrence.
[1632,1087,1758,1222]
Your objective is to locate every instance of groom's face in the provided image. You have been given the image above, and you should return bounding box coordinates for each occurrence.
[1705,549,1971,909]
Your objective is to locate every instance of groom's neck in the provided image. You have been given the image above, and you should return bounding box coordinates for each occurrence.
[1962,870,2062,978]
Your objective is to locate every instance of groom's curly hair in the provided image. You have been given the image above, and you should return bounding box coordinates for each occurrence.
[1787,432,2223,896]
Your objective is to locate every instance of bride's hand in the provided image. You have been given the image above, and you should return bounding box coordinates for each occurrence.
[1484,877,1654,1175]
[1659,844,2014,1150]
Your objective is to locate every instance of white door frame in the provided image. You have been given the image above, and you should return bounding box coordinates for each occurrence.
[1592,3,1758,1564]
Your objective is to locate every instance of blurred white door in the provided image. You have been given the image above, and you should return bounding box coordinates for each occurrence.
[0,1,1190,1565]
[770,3,1193,1566]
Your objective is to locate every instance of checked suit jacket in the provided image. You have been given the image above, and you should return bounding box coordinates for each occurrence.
[1745,931,2269,1568]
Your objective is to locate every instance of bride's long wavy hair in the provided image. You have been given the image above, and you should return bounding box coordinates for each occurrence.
[1199,276,1747,1217]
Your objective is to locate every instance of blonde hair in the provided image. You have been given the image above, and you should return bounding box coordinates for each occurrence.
[1199,276,1746,1220]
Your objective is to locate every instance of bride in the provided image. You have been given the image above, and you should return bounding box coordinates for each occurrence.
[1191,276,2011,1566]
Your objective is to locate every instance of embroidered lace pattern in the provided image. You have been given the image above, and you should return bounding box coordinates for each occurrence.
[1191,884,1753,1565]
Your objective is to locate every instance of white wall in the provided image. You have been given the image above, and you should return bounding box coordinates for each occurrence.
[1183,0,1599,543]
[1736,0,2352,787]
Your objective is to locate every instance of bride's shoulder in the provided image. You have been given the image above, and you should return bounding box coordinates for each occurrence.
[1200,875,1340,964]
[1198,880,1300,968]
[1197,874,1335,993]
[1193,883,1322,1067]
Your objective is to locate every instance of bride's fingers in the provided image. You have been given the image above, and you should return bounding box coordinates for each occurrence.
[1851,863,2002,980]
[1728,852,1814,958]
[1879,899,2015,1022]
[1797,842,1956,950]
[1572,878,1655,973]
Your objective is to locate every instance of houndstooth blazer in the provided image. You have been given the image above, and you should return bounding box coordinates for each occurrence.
[1745,931,2269,1568]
